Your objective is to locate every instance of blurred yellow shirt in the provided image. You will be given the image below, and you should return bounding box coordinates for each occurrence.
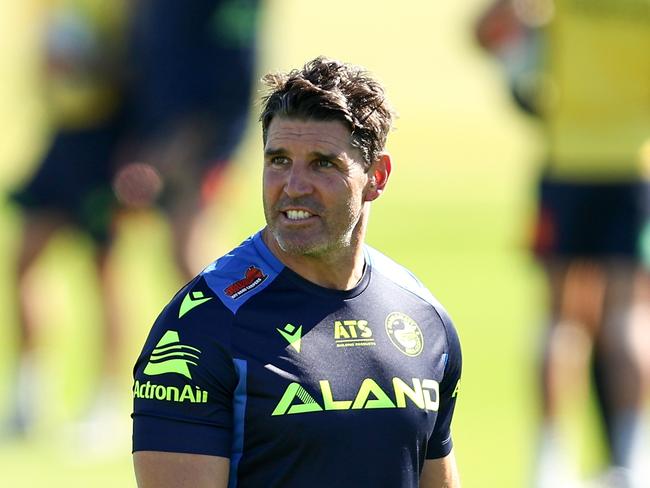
[43,0,128,128]
[541,0,650,181]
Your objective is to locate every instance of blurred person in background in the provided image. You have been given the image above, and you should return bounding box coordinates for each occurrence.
[476,0,650,487]
[4,0,262,445]
[114,0,262,280]
[5,0,129,438]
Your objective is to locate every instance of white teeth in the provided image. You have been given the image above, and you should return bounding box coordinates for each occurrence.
[286,210,312,220]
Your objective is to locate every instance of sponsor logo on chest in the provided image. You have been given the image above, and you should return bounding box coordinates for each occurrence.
[385,312,424,357]
[334,319,376,347]
[272,377,439,416]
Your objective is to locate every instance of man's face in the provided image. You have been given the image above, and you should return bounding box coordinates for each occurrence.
[263,117,372,258]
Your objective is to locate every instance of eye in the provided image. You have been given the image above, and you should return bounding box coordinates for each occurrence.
[315,159,335,169]
[269,156,290,166]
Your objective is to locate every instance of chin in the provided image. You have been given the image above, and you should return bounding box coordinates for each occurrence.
[272,230,324,255]
[277,238,324,256]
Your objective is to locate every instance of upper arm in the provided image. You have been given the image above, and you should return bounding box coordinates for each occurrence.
[426,307,462,459]
[420,451,460,488]
[134,451,229,488]
[132,282,238,457]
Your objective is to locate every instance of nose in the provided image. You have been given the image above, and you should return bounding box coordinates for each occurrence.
[284,162,313,198]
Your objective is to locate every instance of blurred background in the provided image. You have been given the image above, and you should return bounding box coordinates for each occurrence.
[0,1,646,487]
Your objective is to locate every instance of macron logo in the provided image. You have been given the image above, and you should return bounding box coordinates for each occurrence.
[179,290,212,318]
[277,323,302,353]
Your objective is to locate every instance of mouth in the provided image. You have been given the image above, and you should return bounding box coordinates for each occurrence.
[283,209,315,221]
[275,199,322,225]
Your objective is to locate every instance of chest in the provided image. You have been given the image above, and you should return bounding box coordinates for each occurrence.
[230,293,449,447]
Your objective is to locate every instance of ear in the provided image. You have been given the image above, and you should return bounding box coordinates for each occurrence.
[364,153,392,202]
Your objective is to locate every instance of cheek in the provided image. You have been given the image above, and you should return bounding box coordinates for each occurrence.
[352,182,369,206]
[262,172,280,198]
[262,178,274,212]
[335,186,364,219]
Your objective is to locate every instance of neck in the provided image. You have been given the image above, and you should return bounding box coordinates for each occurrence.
[262,229,367,291]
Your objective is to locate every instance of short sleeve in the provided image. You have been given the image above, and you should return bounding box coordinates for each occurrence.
[426,308,462,459]
[132,278,238,457]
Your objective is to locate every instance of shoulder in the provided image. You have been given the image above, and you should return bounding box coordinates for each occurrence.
[365,245,460,351]
[366,245,443,310]
[170,230,285,318]
[138,232,285,359]
[199,231,284,313]
[151,232,283,332]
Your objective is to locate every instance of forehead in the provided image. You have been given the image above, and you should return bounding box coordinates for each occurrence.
[265,117,359,157]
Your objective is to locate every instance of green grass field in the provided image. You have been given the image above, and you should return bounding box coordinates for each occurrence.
[0,1,607,486]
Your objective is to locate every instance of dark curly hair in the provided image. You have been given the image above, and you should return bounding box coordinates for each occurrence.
[259,56,395,169]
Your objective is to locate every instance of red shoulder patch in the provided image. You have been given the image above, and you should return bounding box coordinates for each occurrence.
[224,266,268,299]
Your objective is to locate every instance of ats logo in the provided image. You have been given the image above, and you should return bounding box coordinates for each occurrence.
[334,320,375,348]
[224,266,267,299]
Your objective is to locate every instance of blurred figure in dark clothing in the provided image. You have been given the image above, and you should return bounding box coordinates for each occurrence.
[477,1,650,486]
[5,0,262,446]
[6,0,129,438]
[115,0,261,279]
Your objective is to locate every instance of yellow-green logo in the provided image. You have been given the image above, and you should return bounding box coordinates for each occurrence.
[143,330,201,379]
[277,323,302,353]
[452,380,461,398]
[133,380,208,404]
[334,319,375,348]
[385,312,424,357]
[179,290,212,318]
[271,377,439,416]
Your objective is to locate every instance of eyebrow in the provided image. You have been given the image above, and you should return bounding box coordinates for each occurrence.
[311,150,343,162]
[264,147,286,158]
[264,147,343,163]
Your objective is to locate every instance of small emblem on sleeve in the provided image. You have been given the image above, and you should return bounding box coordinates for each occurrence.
[133,380,208,403]
[385,312,424,357]
[224,266,267,299]
[179,290,213,318]
[143,330,201,379]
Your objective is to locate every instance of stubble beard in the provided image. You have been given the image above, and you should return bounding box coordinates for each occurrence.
[268,217,346,258]
[264,203,360,259]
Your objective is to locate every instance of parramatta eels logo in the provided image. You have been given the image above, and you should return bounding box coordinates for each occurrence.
[385,312,424,357]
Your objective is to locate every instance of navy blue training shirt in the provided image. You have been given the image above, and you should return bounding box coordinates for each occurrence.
[132,230,462,487]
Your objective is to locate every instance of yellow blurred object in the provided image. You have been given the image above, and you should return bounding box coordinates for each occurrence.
[640,139,650,179]
[541,0,650,181]
[42,0,128,128]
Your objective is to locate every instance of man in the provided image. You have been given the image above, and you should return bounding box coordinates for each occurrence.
[477,1,650,486]
[132,57,462,487]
